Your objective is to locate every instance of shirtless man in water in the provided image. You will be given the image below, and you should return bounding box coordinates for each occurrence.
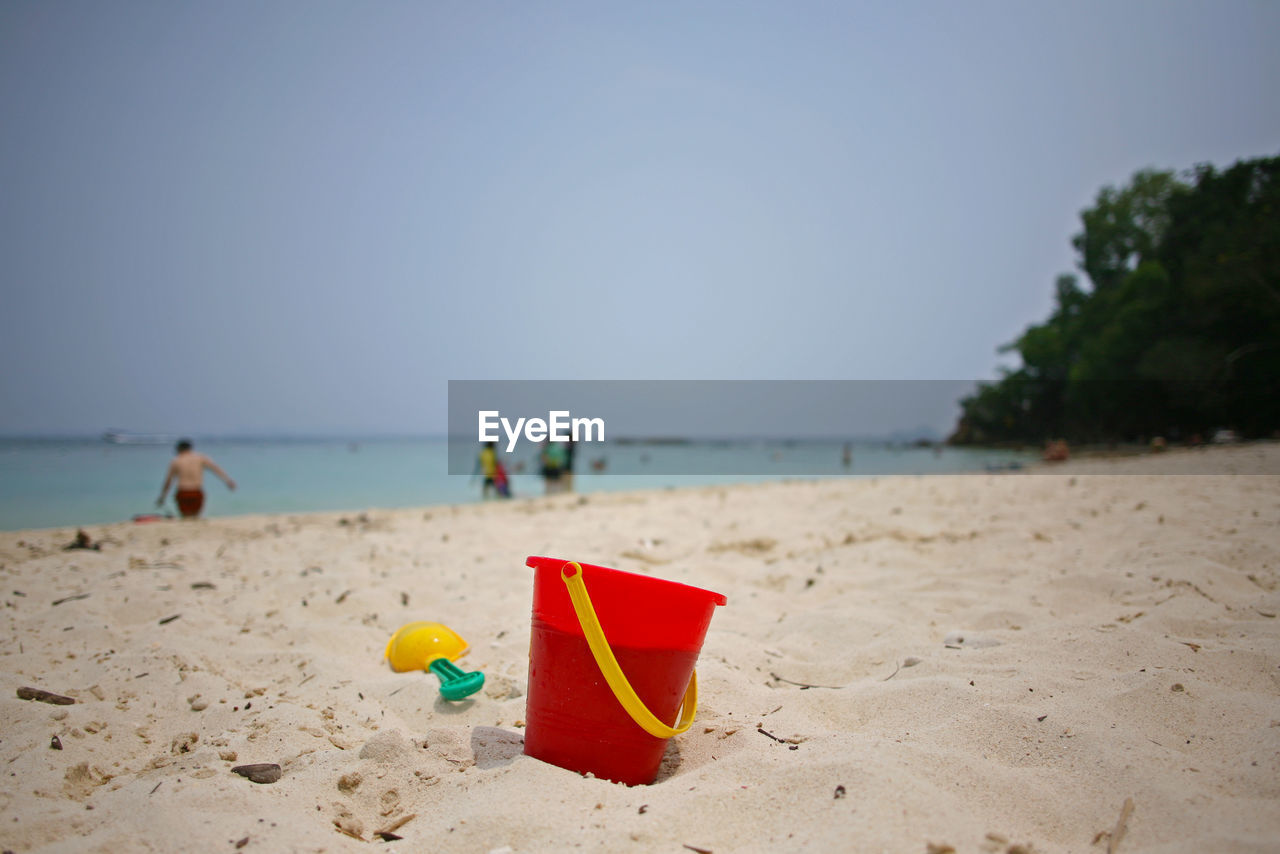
[157,439,236,518]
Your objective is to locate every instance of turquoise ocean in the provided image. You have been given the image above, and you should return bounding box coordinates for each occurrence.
[0,437,1036,532]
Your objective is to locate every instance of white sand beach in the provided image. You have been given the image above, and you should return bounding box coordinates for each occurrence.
[2,443,1278,853]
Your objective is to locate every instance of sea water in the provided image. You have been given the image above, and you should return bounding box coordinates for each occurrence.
[0,437,1035,531]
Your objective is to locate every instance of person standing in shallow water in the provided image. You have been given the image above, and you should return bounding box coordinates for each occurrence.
[562,438,576,493]
[475,441,500,499]
[540,439,566,495]
[157,439,236,518]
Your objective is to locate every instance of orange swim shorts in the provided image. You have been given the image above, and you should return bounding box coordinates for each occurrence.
[175,489,204,518]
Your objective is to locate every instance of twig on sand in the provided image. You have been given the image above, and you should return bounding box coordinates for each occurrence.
[379,814,416,833]
[757,727,784,743]
[1107,797,1135,853]
[375,813,416,840]
[881,662,902,681]
[770,672,844,690]
[683,845,713,854]
[17,686,75,705]
[51,593,89,607]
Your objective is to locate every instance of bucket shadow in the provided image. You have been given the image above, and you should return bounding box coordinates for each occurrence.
[471,726,525,770]
[651,738,684,784]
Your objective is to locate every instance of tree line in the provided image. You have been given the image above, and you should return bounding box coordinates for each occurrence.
[950,153,1280,446]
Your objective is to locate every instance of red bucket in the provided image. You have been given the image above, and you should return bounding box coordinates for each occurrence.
[524,556,727,785]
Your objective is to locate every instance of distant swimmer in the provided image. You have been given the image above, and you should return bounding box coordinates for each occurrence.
[476,441,499,499]
[474,441,513,499]
[157,439,236,518]
[476,445,514,496]
[540,439,567,495]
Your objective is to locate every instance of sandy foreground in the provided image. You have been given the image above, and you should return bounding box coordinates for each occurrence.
[2,444,1278,854]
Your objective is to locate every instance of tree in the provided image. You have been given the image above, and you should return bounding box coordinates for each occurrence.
[951,153,1280,445]
[1072,169,1184,293]
[1156,156,1280,435]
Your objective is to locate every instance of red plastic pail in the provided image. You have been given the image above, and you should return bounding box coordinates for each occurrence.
[524,556,727,785]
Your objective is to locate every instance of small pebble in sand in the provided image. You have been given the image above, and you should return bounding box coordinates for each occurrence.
[232,763,282,784]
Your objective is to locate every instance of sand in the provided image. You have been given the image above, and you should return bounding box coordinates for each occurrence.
[2,443,1278,853]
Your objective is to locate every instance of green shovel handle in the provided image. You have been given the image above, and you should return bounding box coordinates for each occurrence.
[429,657,485,701]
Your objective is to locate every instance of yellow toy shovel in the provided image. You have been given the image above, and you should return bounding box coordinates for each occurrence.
[385,621,485,701]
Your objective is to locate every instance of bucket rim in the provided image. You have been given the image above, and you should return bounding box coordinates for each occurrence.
[525,555,727,607]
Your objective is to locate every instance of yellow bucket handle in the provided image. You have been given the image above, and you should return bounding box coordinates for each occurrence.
[560,561,697,739]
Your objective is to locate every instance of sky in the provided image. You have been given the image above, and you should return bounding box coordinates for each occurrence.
[1,1,1277,436]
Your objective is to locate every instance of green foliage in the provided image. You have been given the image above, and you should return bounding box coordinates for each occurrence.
[952,154,1280,444]
[1071,169,1184,292]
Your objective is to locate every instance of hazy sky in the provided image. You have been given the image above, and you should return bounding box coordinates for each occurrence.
[2,1,1277,435]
